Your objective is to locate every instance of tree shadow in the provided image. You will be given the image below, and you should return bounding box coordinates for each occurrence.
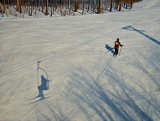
[122,25,160,45]
[105,44,114,54]
[64,63,158,120]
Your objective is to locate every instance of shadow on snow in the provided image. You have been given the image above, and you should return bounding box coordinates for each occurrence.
[122,25,160,46]
[105,44,114,54]
[30,61,50,104]
[62,62,160,120]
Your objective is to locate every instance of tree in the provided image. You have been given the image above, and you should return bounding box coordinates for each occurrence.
[126,0,127,9]
[130,0,133,9]
[46,0,48,15]
[119,0,121,11]
[88,0,90,12]
[97,0,102,14]
[75,0,78,12]
[110,0,112,12]
[17,0,19,11]
[20,0,22,13]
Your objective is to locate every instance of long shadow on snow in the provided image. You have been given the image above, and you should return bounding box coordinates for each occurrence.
[107,68,155,121]
[127,53,160,112]
[65,64,156,120]
[114,52,160,119]
[137,51,160,91]
[36,102,70,121]
[105,44,114,54]
[122,25,160,45]
[63,67,112,121]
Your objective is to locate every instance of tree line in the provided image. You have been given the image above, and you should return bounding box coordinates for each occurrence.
[0,0,142,17]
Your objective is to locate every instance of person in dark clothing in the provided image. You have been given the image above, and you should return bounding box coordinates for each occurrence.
[113,38,123,57]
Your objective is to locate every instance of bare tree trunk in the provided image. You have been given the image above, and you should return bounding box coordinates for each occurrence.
[55,0,57,10]
[8,0,11,14]
[96,0,98,13]
[28,0,30,15]
[35,0,37,15]
[39,0,40,11]
[75,0,78,12]
[51,2,52,16]
[130,0,132,9]
[8,0,9,10]
[123,0,125,6]
[110,0,112,12]
[31,0,33,16]
[88,0,90,11]
[53,0,54,15]
[100,0,102,13]
[42,0,43,13]
[46,0,48,15]
[3,0,5,14]
[119,0,121,11]
[16,0,19,11]
[126,0,127,9]
[115,0,118,9]
[20,0,22,13]
[0,3,2,14]
[97,0,102,14]
[0,3,3,14]
[82,0,84,15]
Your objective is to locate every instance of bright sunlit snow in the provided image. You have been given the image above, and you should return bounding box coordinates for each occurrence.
[0,0,160,120]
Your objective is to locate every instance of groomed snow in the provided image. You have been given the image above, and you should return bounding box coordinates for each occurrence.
[0,0,160,120]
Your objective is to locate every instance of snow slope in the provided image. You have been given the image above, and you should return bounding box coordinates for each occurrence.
[0,0,160,120]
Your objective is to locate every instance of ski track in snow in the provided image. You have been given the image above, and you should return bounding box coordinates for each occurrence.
[1,18,158,77]
[1,0,160,120]
[0,27,120,77]
[63,56,116,120]
[22,47,116,120]
[0,25,14,73]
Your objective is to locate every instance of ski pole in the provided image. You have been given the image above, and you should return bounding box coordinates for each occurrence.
[119,46,122,55]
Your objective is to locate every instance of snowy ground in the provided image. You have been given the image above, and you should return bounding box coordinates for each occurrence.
[0,0,160,120]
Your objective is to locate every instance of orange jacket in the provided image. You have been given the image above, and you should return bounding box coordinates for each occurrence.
[115,41,121,49]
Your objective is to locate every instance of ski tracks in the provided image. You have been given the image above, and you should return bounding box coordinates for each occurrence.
[62,56,116,120]
[0,27,120,77]
[0,72,28,120]
[22,81,70,120]
[0,25,14,74]
[21,56,116,121]
[1,25,119,120]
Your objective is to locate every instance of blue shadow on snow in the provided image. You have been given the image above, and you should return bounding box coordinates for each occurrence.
[105,44,114,54]
[122,25,160,46]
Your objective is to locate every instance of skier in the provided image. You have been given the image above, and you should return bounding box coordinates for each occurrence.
[113,38,123,57]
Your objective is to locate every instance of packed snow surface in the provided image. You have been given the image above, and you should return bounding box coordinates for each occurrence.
[0,0,160,120]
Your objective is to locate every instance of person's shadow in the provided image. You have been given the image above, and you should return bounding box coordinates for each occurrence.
[37,75,49,100]
[105,44,114,54]
[36,61,50,101]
